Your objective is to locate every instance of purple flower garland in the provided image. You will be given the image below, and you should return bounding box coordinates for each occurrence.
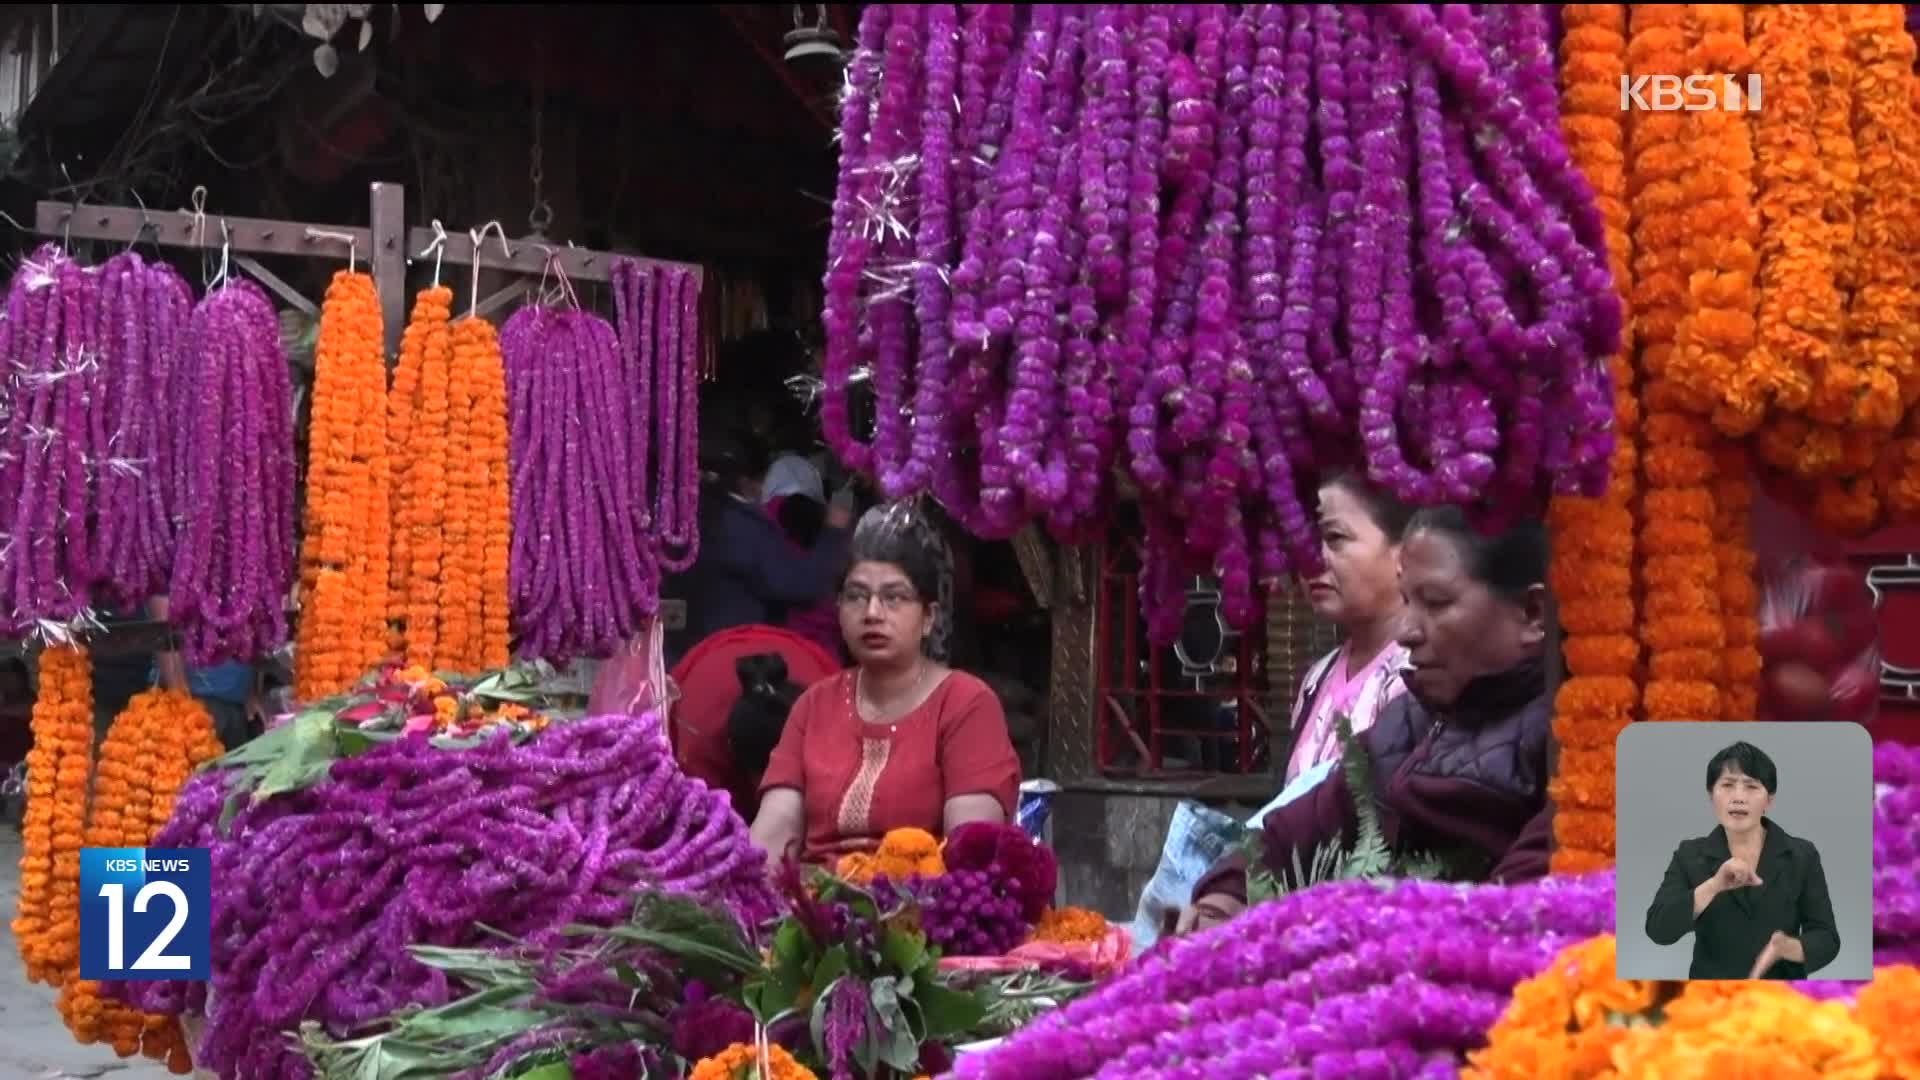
[110,711,777,1080]
[953,742,1920,1077]
[504,264,702,663]
[821,4,1620,643]
[165,279,294,665]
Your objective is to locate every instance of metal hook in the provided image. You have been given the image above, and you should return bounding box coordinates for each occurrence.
[415,219,449,288]
[210,219,232,290]
[304,227,359,274]
[125,191,155,255]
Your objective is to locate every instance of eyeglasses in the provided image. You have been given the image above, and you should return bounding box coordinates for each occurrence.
[838,586,920,612]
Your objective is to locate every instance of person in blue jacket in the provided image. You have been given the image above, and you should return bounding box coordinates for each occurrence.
[664,428,854,666]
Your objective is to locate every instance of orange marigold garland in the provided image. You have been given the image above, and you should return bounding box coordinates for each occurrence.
[1748,4,1841,459]
[55,689,221,1072]
[11,645,93,985]
[689,1042,817,1080]
[441,314,479,669]
[1669,4,1766,436]
[295,270,390,700]
[1549,4,1639,874]
[1028,906,1109,946]
[1833,4,1920,433]
[445,317,513,672]
[1631,6,1723,727]
[464,316,514,671]
[1468,935,1908,1080]
[393,285,454,669]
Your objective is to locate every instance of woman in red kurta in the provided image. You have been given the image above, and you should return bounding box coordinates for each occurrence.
[751,504,1021,867]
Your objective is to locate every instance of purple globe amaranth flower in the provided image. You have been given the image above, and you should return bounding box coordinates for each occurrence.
[671,995,758,1062]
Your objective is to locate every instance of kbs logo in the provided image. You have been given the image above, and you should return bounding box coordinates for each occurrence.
[79,847,211,980]
[1619,74,1763,112]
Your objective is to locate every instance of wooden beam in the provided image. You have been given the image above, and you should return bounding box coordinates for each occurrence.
[408,227,701,285]
[369,181,407,357]
[37,199,371,258]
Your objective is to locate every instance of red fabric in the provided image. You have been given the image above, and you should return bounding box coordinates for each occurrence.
[670,626,843,822]
[759,670,1021,863]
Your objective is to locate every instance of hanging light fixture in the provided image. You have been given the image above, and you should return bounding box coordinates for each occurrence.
[783,4,843,66]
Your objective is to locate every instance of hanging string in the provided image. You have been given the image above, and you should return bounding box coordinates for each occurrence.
[415,219,449,288]
[548,249,581,311]
[304,227,359,274]
[209,219,232,290]
[187,186,210,283]
[468,220,511,319]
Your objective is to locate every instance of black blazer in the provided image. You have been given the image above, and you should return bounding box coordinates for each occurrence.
[1644,817,1840,980]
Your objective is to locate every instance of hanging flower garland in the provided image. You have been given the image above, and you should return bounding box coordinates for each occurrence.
[10,646,93,986]
[392,285,454,669]
[167,280,297,666]
[1548,3,1640,875]
[55,687,220,1072]
[1629,5,1724,731]
[1668,4,1766,436]
[295,270,389,699]
[455,315,512,672]
[823,3,1624,643]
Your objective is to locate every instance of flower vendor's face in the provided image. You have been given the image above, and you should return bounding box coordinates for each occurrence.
[1709,764,1773,836]
[839,560,933,668]
[1302,483,1403,629]
[1395,529,1546,706]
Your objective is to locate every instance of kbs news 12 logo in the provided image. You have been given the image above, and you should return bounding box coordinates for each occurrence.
[1619,73,1764,112]
[79,847,211,981]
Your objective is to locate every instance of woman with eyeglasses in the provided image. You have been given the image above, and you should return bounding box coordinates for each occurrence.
[749,505,1021,870]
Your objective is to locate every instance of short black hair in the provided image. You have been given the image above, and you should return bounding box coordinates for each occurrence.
[1706,741,1778,795]
[1320,470,1416,541]
[1402,505,1550,603]
[840,503,943,603]
[727,653,804,778]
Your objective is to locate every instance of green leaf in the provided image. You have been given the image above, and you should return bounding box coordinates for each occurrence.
[253,711,343,799]
[916,981,988,1038]
[879,925,927,976]
[812,944,850,990]
[866,977,922,1072]
[512,1063,572,1080]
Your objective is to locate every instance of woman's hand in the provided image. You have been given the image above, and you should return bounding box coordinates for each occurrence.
[1174,894,1245,935]
[1710,855,1763,892]
[1748,931,1805,978]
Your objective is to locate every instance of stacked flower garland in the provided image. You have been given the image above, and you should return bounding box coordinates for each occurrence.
[0,247,292,659]
[11,653,225,1075]
[329,663,565,738]
[385,285,513,675]
[1466,936,1919,1079]
[500,259,702,662]
[167,278,298,664]
[1546,3,1641,875]
[295,270,391,700]
[950,740,1920,1077]
[55,688,224,1073]
[10,646,93,986]
[823,4,1622,642]
[116,709,775,1079]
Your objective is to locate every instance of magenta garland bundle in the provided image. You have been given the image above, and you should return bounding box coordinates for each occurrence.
[167,279,297,664]
[502,260,699,662]
[824,4,1619,641]
[0,246,281,648]
[952,743,1920,1077]
[112,711,777,1080]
